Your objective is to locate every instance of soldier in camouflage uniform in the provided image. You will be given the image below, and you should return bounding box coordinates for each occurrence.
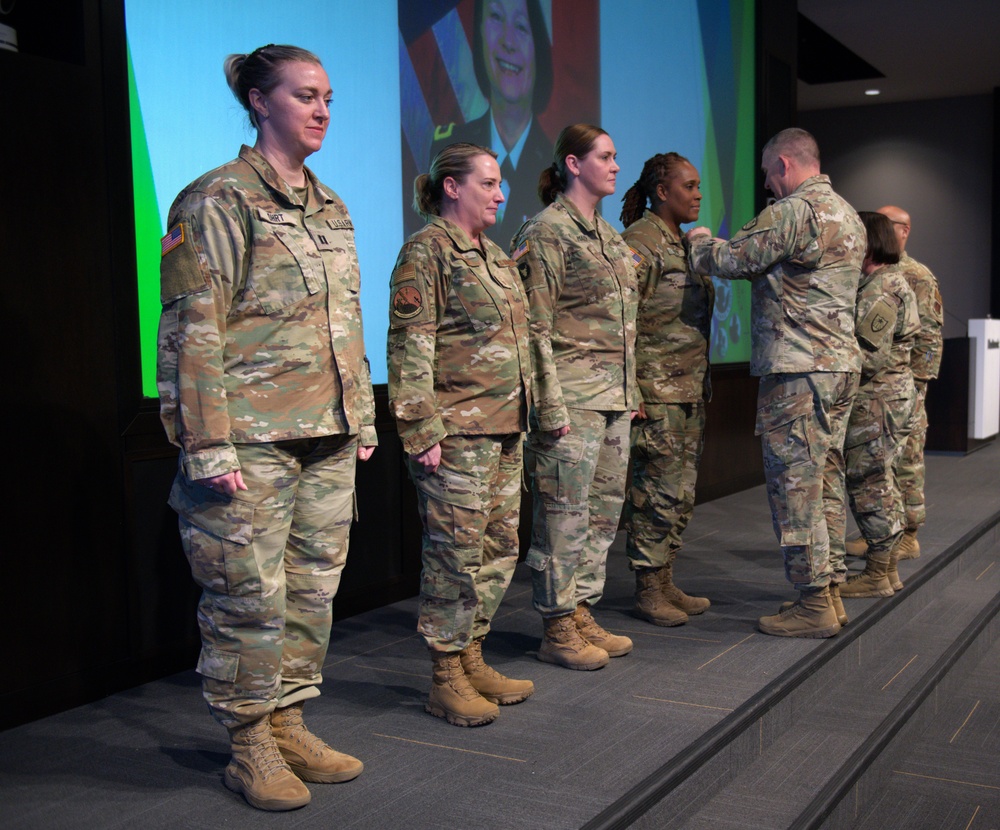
[877,207,944,559]
[157,46,377,811]
[837,212,920,599]
[511,125,638,670]
[619,153,715,627]
[688,128,864,639]
[388,143,535,727]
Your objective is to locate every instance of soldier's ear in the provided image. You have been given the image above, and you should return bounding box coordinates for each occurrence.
[442,176,460,201]
[564,154,582,178]
[248,88,268,120]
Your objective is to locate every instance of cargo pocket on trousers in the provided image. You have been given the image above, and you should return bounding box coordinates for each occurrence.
[196,645,240,683]
[525,548,551,573]
[169,476,259,596]
[755,391,814,471]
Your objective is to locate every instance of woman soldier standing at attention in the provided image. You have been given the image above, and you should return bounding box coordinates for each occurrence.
[388,143,535,727]
[157,45,377,811]
[511,124,638,671]
[620,153,714,627]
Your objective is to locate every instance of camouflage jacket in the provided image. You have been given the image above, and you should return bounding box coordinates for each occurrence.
[511,194,638,431]
[899,253,944,381]
[857,264,920,400]
[157,145,377,481]
[689,175,864,376]
[623,210,714,410]
[387,216,532,455]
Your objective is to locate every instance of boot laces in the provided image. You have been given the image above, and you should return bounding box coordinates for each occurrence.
[275,707,331,758]
[244,721,292,780]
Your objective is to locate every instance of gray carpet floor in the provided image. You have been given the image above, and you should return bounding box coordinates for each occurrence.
[2,442,998,830]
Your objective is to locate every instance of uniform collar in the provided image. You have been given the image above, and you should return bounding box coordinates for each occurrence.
[555,193,599,235]
[792,173,832,195]
[429,215,490,257]
[642,209,682,245]
[238,144,333,212]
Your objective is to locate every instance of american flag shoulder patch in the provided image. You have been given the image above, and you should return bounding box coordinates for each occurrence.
[629,247,645,268]
[161,224,185,257]
[512,240,530,261]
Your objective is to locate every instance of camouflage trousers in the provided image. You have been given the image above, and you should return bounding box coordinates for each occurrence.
[756,372,858,590]
[170,434,358,728]
[407,434,522,653]
[896,380,929,531]
[525,409,631,617]
[839,388,917,560]
[624,402,706,569]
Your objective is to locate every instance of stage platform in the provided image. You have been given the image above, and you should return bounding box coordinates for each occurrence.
[2,442,998,830]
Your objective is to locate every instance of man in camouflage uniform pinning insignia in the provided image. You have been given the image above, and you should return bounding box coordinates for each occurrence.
[687,128,864,638]
[853,206,943,560]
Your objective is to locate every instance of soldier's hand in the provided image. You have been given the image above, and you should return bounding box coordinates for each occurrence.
[357,444,376,461]
[549,425,571,438]
[686,227,713,239]
[199,470,247,496]
[414,442,442,472]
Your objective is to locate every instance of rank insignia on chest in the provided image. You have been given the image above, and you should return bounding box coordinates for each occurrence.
[512,240,530,261]
[161,223,185,257]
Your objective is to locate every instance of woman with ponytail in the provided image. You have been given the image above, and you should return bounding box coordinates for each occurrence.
[388,142,534,728]
[510,124,638,671]
[156,44,376,811]
[619,153,715,628]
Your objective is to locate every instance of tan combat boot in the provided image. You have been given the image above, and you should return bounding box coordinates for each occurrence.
[426,652,499,726]
[758,588,841,638]
[634,567,688,627]
[270,703,363,783]
[574,603,633,656]
[840,554,894,598]
[845,535,869,557]
[887,546,904,592]
[224,716,311,811]
[660,562,710,615]
[459,637,534,704]
[896,529,920,560]
[829,583,849,625]
[780,584,848,625]
[537,613,610,670]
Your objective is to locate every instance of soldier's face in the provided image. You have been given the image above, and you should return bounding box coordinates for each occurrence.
[572,134,620,199]
[447,153,505,236]
[254,61,332,161]
[659,163,702,228]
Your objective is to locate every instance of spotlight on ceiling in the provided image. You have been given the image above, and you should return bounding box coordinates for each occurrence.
[865,89,881,96]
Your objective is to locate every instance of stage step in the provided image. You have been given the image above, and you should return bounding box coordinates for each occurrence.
[583,514,1000,830]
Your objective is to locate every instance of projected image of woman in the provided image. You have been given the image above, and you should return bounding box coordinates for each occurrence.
[156,44,377,812]
[619,154,715,628]
[431,0,553,247]
[511,124,638,671]
[388,143,535,727]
